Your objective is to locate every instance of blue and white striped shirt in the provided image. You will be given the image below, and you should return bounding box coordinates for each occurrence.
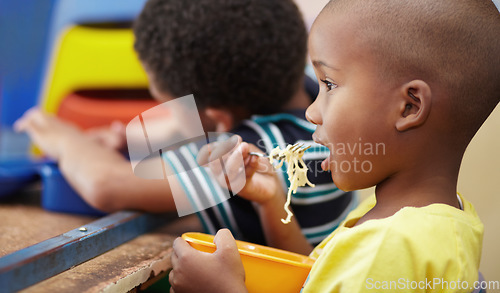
[163,110,357,246]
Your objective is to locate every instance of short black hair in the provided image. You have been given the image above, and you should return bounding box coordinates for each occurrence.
[133,0,307,116]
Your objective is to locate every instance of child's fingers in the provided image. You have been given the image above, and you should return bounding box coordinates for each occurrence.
[14,108,38,132]
[16,107,38,122]
[14,113,42,134]
[172,236,196,260]
[213,229,245,283]
[13,118,28,132]
[15,109,60,134]
[168,264,176,290]
[217,142,256,194]
[198,137,275,194]
[171,239,180,268]
[213,229,237,251]
[197,142,219,166]
[213,229,241,261]
[198,134,238,166]
[86,125,126,150]
[170,237,194,288]
[198,135,242,179]
[208,135,240,163]
[110,120,125,133]
[204,143,225,176]
[198,135,242,167]
[221,142,247,176]
[23,108,51,127]
[223,142,276,189]
[245,143,275,174]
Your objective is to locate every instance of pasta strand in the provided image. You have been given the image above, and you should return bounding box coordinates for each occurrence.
[269,145,315,224]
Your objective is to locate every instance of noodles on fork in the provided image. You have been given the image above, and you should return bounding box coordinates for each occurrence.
[268,144,315,224]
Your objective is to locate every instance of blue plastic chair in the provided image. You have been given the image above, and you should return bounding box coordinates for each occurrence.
[0,0,146,153]
[0,0,54,127]
[0,0,146,209]
[39,0,148,105]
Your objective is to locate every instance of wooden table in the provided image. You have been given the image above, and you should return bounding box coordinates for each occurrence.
[0,185,201,293]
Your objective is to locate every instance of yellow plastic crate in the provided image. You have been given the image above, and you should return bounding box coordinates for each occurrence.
[40,24,149,113]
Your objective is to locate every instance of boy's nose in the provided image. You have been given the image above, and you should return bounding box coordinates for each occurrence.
[305,100,322,125]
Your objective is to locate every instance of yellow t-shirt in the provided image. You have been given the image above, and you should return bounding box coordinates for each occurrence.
[302,194,483,293]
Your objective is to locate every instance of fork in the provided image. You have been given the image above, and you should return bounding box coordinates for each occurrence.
[249,143,311,160]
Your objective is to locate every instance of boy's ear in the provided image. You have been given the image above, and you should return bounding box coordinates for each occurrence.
[395,80,432,132]
[204,108,235,133]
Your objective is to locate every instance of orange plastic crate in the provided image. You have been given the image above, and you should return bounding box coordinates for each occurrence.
[57,89,162,129]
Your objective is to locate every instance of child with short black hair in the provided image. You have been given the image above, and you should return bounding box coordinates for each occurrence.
[15,0,355,253]
[168,0,500,292]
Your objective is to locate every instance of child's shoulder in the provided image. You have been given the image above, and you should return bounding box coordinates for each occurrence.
[315,194,483,270]
[349,194,483,245]
[306,196,483,292]
[386,195,483,237]
[359,195,481,262]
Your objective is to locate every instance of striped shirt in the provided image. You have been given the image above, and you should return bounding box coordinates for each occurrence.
[163,110,357,246]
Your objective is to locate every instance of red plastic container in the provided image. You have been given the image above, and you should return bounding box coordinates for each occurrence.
[57,89,162,129]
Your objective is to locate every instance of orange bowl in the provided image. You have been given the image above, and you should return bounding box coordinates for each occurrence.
[182,232,314,293]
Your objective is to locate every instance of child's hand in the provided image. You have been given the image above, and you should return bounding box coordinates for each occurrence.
[197,135,283,205]
[198,136,313,254]
[169,229,247,293]
[85,120,126,151]
[14,108,84,160]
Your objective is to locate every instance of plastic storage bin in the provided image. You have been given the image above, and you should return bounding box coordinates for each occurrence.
[0,158,45,198]
[40,163,106,216]
[40,23,149,114]
[57,89,159,129]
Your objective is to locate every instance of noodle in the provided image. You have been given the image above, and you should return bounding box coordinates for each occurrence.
[269,144,315,224]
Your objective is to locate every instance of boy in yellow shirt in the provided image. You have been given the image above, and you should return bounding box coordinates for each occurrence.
[168,0,500,292]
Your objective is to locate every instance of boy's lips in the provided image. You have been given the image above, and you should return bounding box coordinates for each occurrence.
[312,134,331,171]
[321,155,331,171]
[312,133,325,146]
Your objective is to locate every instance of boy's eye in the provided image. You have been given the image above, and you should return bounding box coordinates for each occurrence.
[320,79,338,91]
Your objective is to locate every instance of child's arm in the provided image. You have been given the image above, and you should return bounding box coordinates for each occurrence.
[14,109,181,213]
[197,136,313,254]
[84,120,127,151]
[170,229,247,293]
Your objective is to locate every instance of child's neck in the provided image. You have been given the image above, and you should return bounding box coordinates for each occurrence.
[356,159,462,226]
